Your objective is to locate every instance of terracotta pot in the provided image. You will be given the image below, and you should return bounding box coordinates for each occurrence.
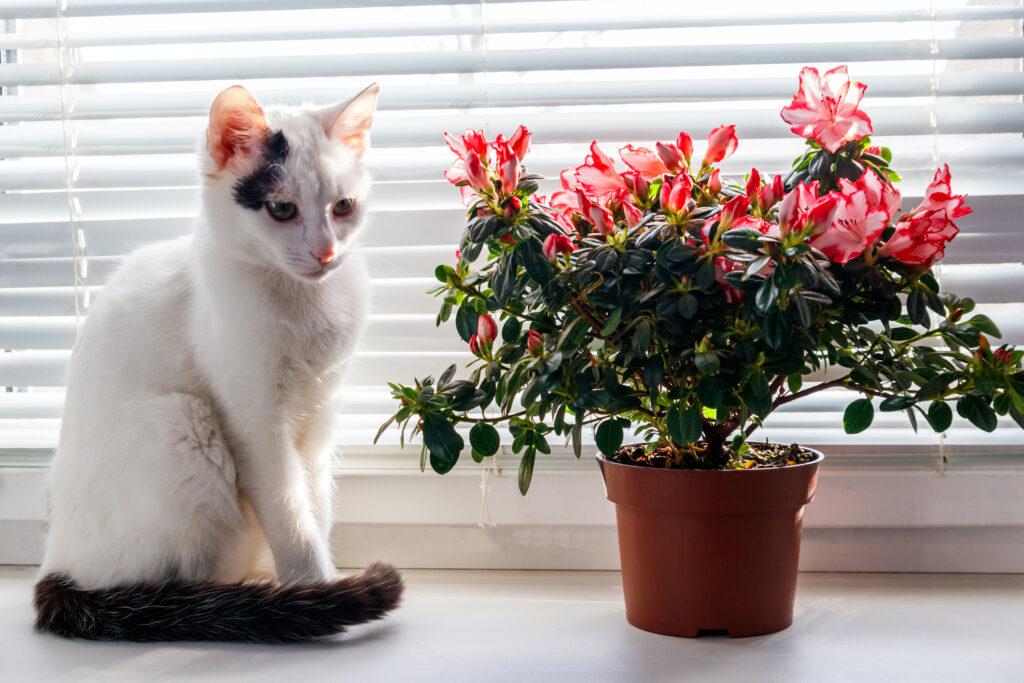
[597,448,822,638]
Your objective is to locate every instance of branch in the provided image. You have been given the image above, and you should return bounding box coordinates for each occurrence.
[567,292,605,338]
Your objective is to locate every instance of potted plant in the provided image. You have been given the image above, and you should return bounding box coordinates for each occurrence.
[378,66,1024,637]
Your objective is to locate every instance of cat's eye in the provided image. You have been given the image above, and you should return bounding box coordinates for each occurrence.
[266,201,297,221]
[332,198,355,217]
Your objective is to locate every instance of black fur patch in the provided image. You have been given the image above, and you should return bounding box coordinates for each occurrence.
[34,562,403,643]
[232,130,290,211]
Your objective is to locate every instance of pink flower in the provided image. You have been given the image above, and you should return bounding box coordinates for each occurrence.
[660,173,693,214]
[703,125,738,165]
[879,210,958,267]
[718,195,750,231]
[542,233,576,260]
[574,142,628,197]
[655,142,684,173]
[838,170,901,220]
[708,169,722,195]
[586,202,616,236]
[622,201,644,228]
[444,158,467,186]
[445,129,487,160]
[464,154,490,191]
[508,125,532,161]
[477,314,498,346]
[676,132,693,166]
[780,65,873,153]
[809,189,888,263]
[779,182,840,236]
[619,144,670,179]
[501,158,520,194]
[916,164,972,220]
[621,171,650,199]
[527,330,544,356]
[878,165,969,268]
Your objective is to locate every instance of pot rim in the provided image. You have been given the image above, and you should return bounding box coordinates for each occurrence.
[595,443,825,472]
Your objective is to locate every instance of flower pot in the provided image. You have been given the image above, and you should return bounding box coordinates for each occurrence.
[597,448,822,638]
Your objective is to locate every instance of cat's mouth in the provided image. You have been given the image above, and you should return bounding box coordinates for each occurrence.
[298,258,343,280]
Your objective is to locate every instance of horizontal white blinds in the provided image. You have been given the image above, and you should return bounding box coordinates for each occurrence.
[1,0,1023,466]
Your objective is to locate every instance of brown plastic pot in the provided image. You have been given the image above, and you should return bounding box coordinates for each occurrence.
[597,448,822,638]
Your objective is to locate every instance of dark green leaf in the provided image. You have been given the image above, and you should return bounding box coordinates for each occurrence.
[966,314,1001,338]
[695,352,720,375]
[601,308,623,337]
[518,447,536,495]
[879,396,915,412]
[843,398,874,434]
[926,401,953,432]
[502,317,522,343]
[595,419,624,456]
[469,423,500,457]
[677,294,699,319]
[423,413,464,474]
[957,394,997,432]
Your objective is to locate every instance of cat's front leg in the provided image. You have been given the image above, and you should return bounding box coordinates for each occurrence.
[214,390,335,585]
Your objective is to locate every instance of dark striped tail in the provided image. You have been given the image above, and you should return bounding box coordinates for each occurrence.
[34,562,403,643]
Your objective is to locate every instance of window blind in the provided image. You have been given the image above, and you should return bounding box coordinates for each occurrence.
[1,0,1022,469]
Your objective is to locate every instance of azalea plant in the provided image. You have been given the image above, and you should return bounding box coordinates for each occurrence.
[379,65,1024,493]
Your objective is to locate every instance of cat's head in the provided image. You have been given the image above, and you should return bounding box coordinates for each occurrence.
[200,83,379,281]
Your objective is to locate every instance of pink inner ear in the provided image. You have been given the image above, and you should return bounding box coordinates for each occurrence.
[207,87,269,171]
[327,84,378,159]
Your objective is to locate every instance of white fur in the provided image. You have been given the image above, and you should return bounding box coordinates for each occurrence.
[40,87,377,589]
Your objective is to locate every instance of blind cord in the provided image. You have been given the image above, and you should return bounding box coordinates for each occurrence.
[56,0,86,331]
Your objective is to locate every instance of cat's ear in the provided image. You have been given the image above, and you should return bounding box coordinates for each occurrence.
[323,83,379,159]
[206,85,270,171]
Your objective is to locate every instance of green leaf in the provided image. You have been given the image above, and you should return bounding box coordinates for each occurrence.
[571,421,583,458]
[907,289,929,327]
[966,314,1001,338]
[957,394,997,432]
[435,264,455,283]
[744,373,772,418]
[518,447,536,495]
[601,308,623,337]
[879,396,915,412]
[843,398,874,434]
[595,419,624,456]
[677,294,699,319]
[790,291,812,327]
[469,423,500,457]
[502,317,522,343]
[755,278,779,313]
[926,401,953,432]
[423,413,464,474]
[695,352,720,375]
[492,258,516,304]
[916,372,957,400]
[787,373,803,394]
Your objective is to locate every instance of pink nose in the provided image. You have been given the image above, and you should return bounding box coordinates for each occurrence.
[312,249,335,266]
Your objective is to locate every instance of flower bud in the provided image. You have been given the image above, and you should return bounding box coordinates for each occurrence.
[509,125,532,161]
[477,314,498,346]
[745,168,761,209]
[708,169,722,195]
[676,132,694,165]
[503,195,522,219]
[703,124,738,166]
[718,195,750,231]
[527,329,543,356]
[465,153,490,191]
[655,142,684,173]
[469,334,483,356]
[660,174,692,214]
[501,158,521,194]
[542,233,576,260]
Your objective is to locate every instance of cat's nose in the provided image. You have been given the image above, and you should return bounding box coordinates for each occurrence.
[311,249,336,266]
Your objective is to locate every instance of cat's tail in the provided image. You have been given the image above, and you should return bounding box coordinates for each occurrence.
[33,562,403,643]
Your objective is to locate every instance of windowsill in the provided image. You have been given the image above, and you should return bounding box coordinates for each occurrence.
[1,566,1022,680]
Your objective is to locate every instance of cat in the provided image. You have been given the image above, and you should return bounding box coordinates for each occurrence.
[32,83,403,642]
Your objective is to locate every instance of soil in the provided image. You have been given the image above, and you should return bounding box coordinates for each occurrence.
[609,442,817,470]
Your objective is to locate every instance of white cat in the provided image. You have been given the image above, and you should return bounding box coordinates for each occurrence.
[33,84,402,642]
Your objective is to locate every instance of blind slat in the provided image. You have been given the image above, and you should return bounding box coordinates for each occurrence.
[2,38,1021,87]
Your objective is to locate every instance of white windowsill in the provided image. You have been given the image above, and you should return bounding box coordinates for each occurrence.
[2,449,1024,571]
[2,566,1022,681]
